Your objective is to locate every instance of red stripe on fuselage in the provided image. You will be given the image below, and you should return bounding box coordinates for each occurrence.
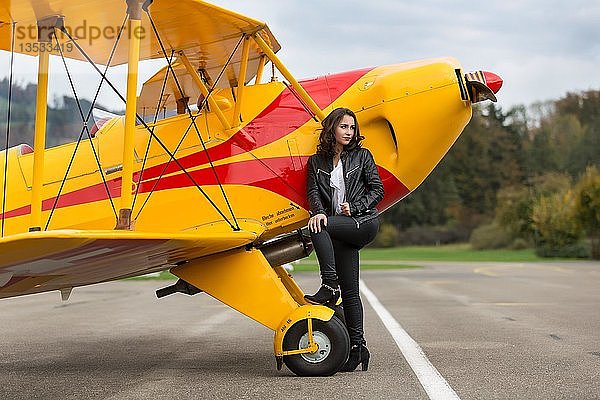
[137,156,409,213]
[0,157,409,220]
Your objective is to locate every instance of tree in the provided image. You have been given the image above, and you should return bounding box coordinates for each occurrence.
[494,185,533,242]
[555,90,600,127]
[527,126,560,176]
[492,173,575,250]
[573,166,600,259]
[531,189,587,257]
[567,119,600,176]
[446,104,526,214]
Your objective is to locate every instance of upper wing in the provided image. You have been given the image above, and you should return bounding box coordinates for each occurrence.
[0,0,280,88]
[0,220,265,299]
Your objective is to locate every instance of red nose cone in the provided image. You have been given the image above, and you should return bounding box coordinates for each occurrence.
[483,71,503,94]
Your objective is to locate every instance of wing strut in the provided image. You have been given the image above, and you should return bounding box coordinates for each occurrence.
[131,51,175,217]
[116,0,144,230]
[29,17,58,232]
[253,33,326,121]
[232,36,251,124]
[178,53,232,131]
[255,55,267,85]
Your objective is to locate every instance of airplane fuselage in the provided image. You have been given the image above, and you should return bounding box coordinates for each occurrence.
[1,57,471,243]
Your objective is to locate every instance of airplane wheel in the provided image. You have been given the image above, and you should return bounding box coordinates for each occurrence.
[283,316,350,376]
[329,303,346,326]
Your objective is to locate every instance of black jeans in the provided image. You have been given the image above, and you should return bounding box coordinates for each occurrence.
[310,215,379,345]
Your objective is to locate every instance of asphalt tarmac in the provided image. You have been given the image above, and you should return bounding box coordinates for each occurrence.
[1,261,599,400]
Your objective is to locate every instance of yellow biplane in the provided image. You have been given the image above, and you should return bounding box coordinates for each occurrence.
[0,0,502,376]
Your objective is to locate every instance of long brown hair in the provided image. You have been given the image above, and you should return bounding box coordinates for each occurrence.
[316,107,364,157]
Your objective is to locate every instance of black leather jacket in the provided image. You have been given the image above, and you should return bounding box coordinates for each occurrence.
[307,147,385,226]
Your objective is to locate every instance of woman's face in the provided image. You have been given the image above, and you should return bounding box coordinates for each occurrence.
[334,114,356,148]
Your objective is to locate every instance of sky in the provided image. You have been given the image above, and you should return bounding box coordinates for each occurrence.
[1,0,599,112]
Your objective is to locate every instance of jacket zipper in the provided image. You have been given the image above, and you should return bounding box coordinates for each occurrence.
[346,163,359,226]
[345,166,359,178]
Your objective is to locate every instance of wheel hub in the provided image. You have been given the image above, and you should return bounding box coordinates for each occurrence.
[298,330,331,363]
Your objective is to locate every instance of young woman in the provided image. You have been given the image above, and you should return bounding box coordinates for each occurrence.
[305,107,384,372]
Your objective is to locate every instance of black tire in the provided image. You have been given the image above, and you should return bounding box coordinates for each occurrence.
[282,315,350,376]
[329,303,346,326]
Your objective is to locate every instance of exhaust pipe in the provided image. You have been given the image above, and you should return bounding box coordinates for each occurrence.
[259,229,313,267]
[156,278,202,298]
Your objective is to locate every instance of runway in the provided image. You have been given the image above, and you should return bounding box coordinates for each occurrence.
[1,261,599,399]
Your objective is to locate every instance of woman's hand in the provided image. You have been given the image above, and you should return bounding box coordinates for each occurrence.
[340,202,351,216]
[308,213,327,233]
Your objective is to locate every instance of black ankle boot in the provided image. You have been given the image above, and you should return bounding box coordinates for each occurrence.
[304,283,340,305]
[340,343,370,372]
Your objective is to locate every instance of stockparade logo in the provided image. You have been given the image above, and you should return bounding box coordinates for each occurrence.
[15,20,147,53]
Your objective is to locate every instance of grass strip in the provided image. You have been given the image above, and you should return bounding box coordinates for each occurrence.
[126,243,576,280]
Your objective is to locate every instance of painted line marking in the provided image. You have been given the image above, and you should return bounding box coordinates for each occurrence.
[360,279,461,400]
[473,264,574,277]
[187,308,232,336]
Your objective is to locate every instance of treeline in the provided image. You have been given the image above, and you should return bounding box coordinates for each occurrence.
[0,78,116,148]
[376,90,599,259]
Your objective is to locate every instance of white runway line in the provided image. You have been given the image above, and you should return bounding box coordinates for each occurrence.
[360,279,461,400]
[186,308,232,336]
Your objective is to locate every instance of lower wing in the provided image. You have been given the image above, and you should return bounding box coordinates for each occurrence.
[0,221,265,299]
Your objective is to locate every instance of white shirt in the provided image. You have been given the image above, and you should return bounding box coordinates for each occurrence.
[330,160,346,215]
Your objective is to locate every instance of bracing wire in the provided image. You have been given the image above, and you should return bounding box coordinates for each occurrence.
[59,27,239,230]
[132,112,199,221]
[1,22,16,238]
[45,31,98,230]
[131,50,175,212]
[44,16,128,230]
[283,81,318,122]
[140,11,243,230]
